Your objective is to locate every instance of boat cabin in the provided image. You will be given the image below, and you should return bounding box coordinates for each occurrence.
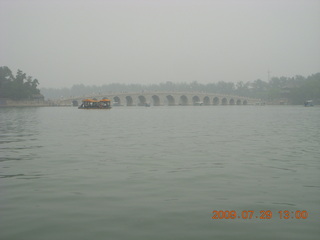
[78,98,112,109]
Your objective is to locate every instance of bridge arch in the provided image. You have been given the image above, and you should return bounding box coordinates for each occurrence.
[243,100,247,105]
[126,96,133,106]
[229,98,235,105]
[152,95,160,106]
[203,96,210,105]
[138,95,147,106]
[180,95,188,105]
[222,98,227,105]
[213,97,219,105]
[113,96,121,105]
[192,96,201,105]
[166,95,175,106]
[236,99,241,105]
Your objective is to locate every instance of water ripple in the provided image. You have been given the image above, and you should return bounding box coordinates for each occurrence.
[272,202,297,206]
[0,173,43,179]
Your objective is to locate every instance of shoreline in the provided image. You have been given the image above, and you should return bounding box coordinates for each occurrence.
[0,99,54,107]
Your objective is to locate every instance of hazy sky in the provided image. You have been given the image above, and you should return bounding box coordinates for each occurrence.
[1,0,320,88]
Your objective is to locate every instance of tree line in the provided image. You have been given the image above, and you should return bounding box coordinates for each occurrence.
[1,65,318,104]
[0,66,41,100]
[41,73,320,104]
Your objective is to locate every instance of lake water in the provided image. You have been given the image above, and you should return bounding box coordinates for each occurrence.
[0,106,319,240]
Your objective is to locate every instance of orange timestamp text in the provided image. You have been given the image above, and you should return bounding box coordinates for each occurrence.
[211,210,308,220]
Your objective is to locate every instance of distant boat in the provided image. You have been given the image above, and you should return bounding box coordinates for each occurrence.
[194,101,203,106]
[304,100,313,107]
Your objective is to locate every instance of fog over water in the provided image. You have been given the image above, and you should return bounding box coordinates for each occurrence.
[1,0,320,88]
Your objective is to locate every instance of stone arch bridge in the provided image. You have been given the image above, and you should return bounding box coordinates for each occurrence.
[59,92,258,106]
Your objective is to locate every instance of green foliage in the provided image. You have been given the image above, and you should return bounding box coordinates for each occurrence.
[0,66,41,100]
[287,73,320,104]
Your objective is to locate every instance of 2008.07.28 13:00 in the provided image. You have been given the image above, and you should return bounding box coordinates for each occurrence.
[211,210,309,219]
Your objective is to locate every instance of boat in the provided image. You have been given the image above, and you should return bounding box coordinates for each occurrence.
[99,98,112,109]
[78,98,112,109]
[304,100,313,107]
[194,101,203,106]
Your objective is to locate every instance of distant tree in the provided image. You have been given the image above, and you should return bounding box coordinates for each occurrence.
[0,66,14,98]
[0,66,42,100]
[216,81,235,94]
[287,73,320,104]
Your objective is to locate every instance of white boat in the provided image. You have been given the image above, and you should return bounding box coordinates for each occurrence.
[194,101,203,106]
[304,100,313,107]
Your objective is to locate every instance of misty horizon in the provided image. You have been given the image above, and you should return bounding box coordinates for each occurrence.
[1,0,320,88]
